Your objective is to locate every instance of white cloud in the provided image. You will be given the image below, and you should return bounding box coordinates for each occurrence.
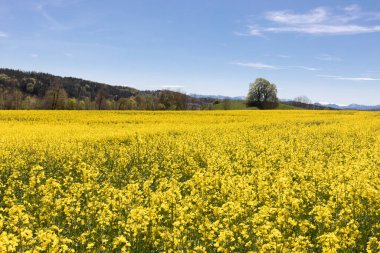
[0,32,9,38]
[262,24,380,35]
[30,53,39,58]
[246,25,263,36]
[316,54,342,61]
[318,74,380,81]
[245,5,380,36]
[338,77,380,81]
[232,62,318,71]
[265,7,328,24]
[288,66,319,71]
[232,62,278,70]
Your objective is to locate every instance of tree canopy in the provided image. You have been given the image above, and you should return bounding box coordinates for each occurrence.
[294,96,312,104]
[246,78,278,109]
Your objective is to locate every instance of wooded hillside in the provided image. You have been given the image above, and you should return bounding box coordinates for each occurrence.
[0,68,200,110]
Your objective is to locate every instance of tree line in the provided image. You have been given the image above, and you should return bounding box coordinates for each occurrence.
[1,68,316,110]
[0,83,195,110]
[0,69,201,110]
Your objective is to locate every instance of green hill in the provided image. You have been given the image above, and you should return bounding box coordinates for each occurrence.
[0,68,138,100]
[212,100,301,110]
[0,68,196,110]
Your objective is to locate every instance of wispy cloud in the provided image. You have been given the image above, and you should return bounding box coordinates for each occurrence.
[232,62,318,71]
[34,0,85,31]
[265,7,328,25]
[0,32,9,38]
[288,66,319,71]
[318,74,380,81]
[316,54,342,61]
[244,5,380,36]
[30,53,39,58]
[35,3,69,31]
[260,25,380,35]
[232,62,278,70]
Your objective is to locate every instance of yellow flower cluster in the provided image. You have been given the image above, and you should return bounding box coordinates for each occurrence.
[0,110,379,252]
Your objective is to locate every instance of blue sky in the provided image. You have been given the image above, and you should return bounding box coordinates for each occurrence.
[1,0,380,105]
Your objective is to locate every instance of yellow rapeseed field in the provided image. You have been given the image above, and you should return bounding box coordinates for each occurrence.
[0,110,379,252]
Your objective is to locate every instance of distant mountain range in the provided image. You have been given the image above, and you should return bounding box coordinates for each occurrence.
[193,96,380,111]
[314,103,380,111]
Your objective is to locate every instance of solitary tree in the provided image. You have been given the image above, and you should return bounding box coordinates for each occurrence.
[294,96,312,104]
[246,78,278,109]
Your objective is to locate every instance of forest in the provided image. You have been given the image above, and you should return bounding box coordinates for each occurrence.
[0,68,204,110]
